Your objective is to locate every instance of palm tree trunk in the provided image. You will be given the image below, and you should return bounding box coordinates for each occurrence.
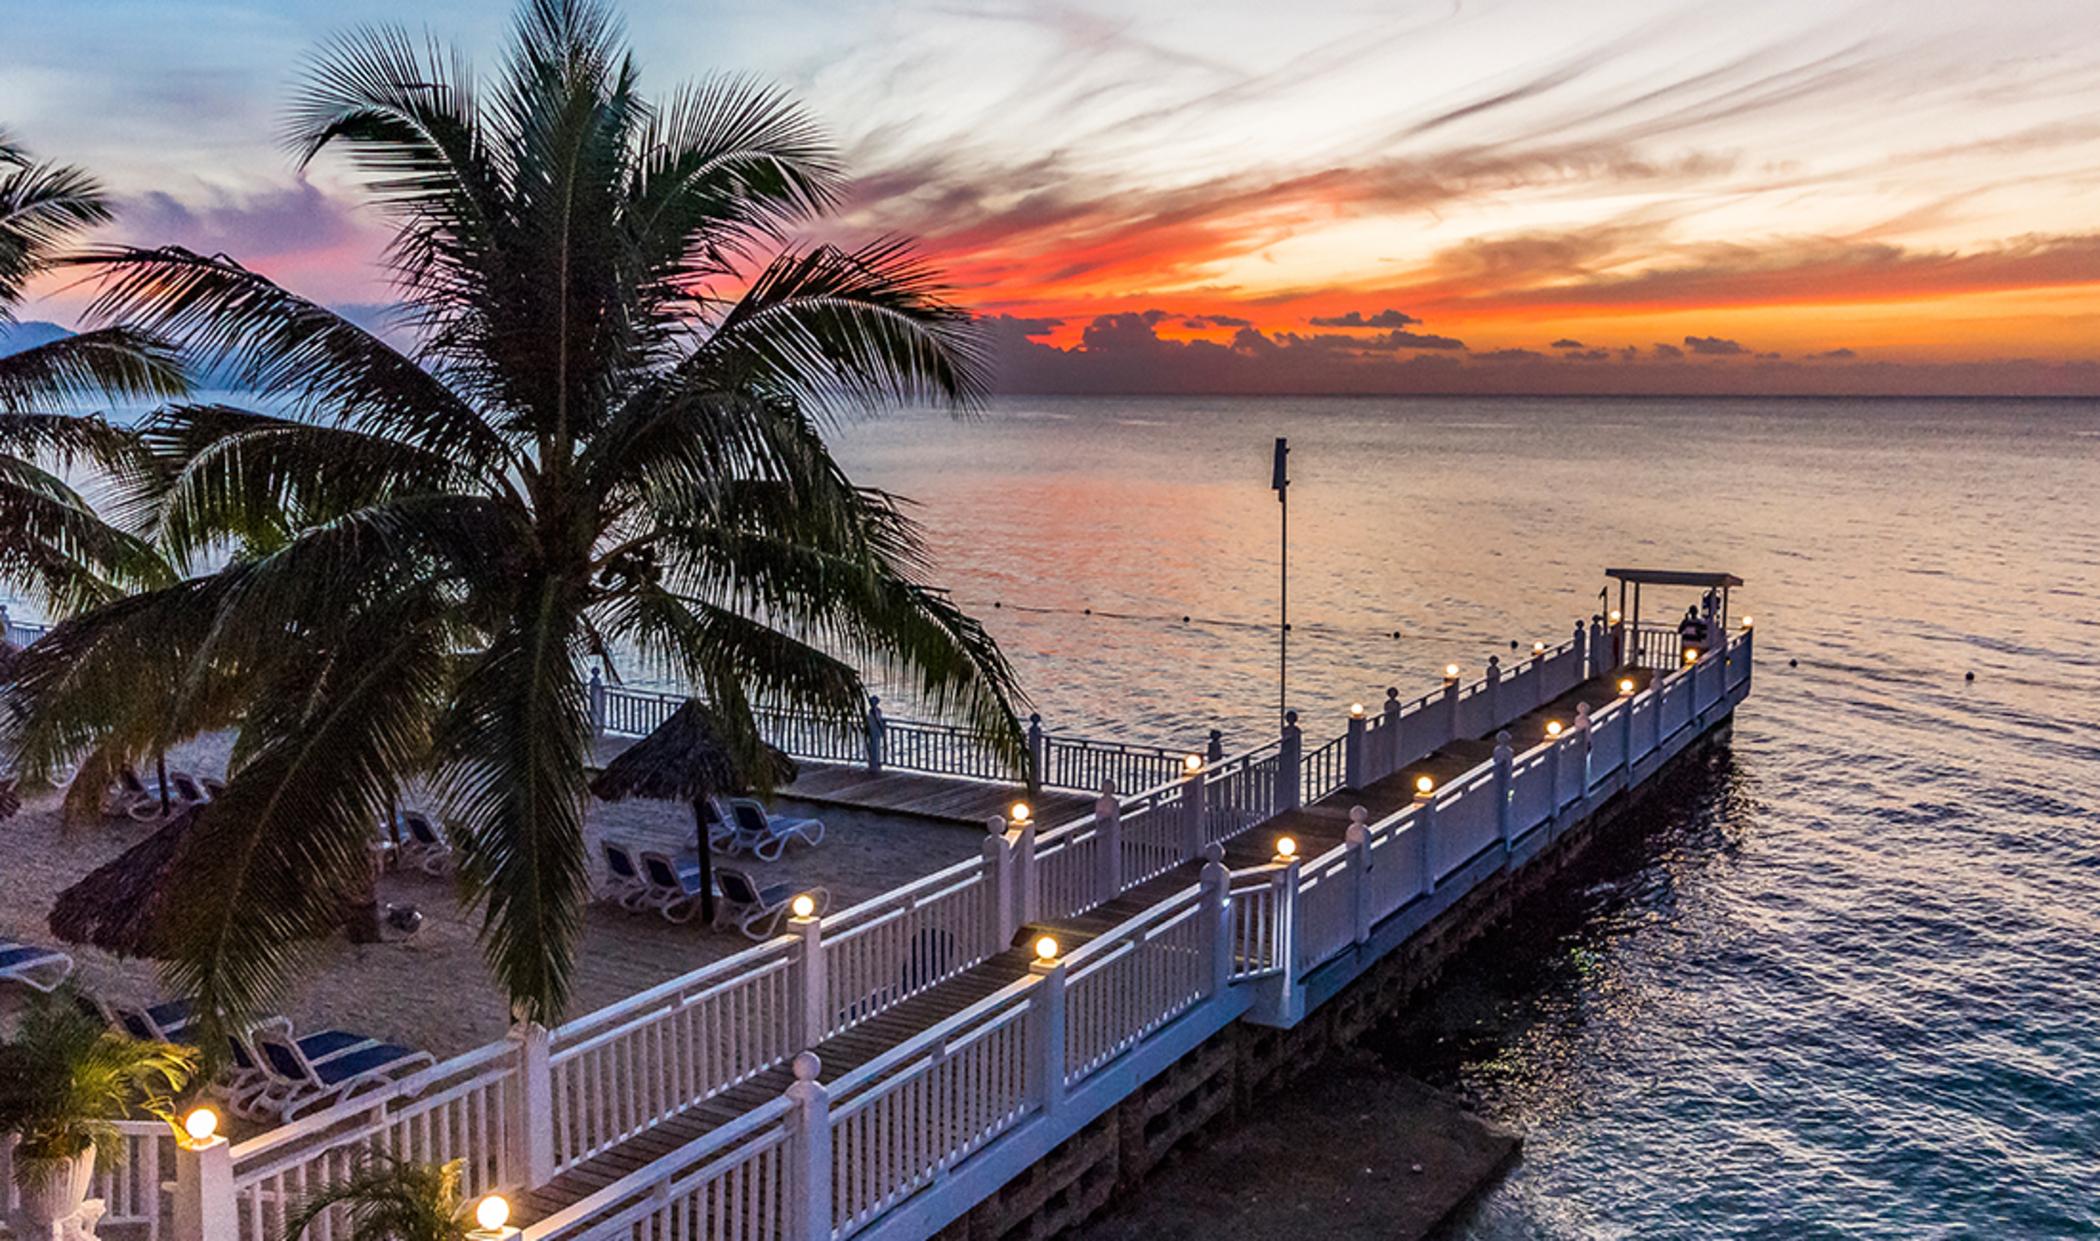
[156,751,171,817]
[689,800,717,925]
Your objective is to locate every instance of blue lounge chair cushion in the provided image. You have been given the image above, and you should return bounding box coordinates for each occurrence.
[0,944,61,969]
[309,1042,420,1086]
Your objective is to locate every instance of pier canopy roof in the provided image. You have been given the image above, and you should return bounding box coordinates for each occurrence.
[1604,568,1744,588]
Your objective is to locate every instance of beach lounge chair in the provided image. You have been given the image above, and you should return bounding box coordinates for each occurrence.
[599,840,653,911]
[715,868,828,941]
[395,810,454,875]
[167,771,212,804]
[716,797,826,862]
[0,938,74,992]
[105,767,163,821]
[243,1020,433,1121]
[637,851,709,924]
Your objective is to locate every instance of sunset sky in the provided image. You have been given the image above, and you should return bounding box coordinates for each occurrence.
[9,0,2100,394]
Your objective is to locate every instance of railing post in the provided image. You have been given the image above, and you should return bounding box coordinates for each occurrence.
[1182,758,1207,859]
[1026,713,1046,792]
[1414,782,1439,896]
[864,696,885,775]
[1650,678,1667,755]
[1484,656,1502,726]
[1533,647,1549,706]
[983,825,1015,947]
[1343,706,1367,790]
[1028,958,1068,1119]
[1543,731,1564,831]
[1620,693,1636,776]
[1572,619,1589,682]
[1201,844,1231,994]
[1270,852,1302,1011]
[173,1127,236,1241]
[1013,816,1039,927]
[1346,806,1372,945]
[785,1053,831,1241]
[1206,728,1225,764]
[587,667,607,738]
[1095,779,1122,902]
[794,909,826,1049]
[1277,712,1302,813]
[1492,731,1515,856]
[1381,687,1403,778]
[1440,670,1460,743]
[1589,616,1606,676]
[1574,703,1593,795]
[507,1018,556,1190]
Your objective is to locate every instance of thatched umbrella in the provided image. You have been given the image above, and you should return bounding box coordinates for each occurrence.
[48,805,203,957]
[589,699,795,924]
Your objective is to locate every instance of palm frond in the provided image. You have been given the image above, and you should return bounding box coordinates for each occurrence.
[0,326,188,413]
[1,153,110,313]
[686,239,990,421]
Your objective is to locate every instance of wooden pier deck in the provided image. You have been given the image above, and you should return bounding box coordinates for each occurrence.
[519,667,1648,1225]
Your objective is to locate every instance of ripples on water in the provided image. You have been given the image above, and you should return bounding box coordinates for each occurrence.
[826,396,2100,1238]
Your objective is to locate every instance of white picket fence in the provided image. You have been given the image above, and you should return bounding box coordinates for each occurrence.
[0,1121,173,1240]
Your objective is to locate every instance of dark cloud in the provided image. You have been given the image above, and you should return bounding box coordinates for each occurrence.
[1683,334,1747,355]
[988,312,2100,397]
[1807,347,1858,360]
[1551,338,1584,349]
[117,178,361,259]
[1758,351,1782,360]
[1182,314,1252,329]
[1371,329,1466,351]
[1307,309,1422,328]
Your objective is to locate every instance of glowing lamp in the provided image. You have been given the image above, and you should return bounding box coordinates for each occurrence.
[1275,835,1298,860]
[1532,641,1546,655]
[1183,753,1203,773]
[1443,663,1461,680]
[1609,609,1622,624]
[475,1195,511,1233]
[183,1107,218,1144]
[1034,935,1060,962]
[1545,721,1564,739]
[1618,678,1636,695]
[1349,702,1365,718]
[1008,801,1032,825]
[1684,648,1700,664]
[790,893,817,920]
[1741,615,1754,629]
[1414,774,1435,796]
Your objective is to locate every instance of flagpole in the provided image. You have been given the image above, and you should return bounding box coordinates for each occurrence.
[1273,437,1289,726]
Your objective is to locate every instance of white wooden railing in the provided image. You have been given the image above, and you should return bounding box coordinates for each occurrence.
[499,627,1741,1241]
[1,1121,172,1240]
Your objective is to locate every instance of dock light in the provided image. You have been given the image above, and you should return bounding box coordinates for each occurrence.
[1275,835,1298,860]
[1349,702,1365,718]
[790,893,817,920]
[1443,663,1461,680]
[1034,935,1060,962]
[1532,640,1547,655]
[1684,648,1700,665]
[1545,720,1564,739]
[1741,615,1754,630]
[1009,801,1032,826]
[1414,774,1436,796]
[1183,753,1203,774]
[1618,677,1636,695]
[182,1107,218,1144]
[475,1195,511,1234]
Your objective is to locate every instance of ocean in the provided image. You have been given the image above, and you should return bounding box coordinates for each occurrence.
[822,395,2100,1238]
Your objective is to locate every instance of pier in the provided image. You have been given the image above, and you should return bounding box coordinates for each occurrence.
[14,575,1754,1241]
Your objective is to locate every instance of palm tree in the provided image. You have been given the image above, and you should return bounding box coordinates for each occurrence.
[0,129,182,612]
[4,0,1022,1033]
[282,1154,477,1241]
